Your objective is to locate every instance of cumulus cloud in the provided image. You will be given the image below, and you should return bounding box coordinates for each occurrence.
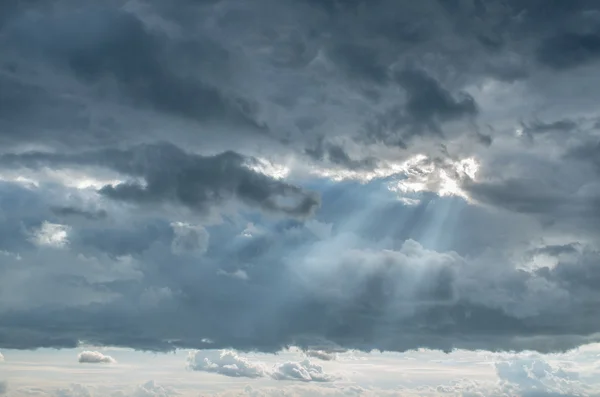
[170,222,209,256]
[54,384,92,397]
[305,350,337,361]
[270,359,334,382]
[187,350,268,379]
[77,351,116,364]
[187,350,334,382]
[132,381,174,397]
[496,357,586,397]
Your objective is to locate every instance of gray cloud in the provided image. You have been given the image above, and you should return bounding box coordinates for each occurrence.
[171,222,209,256]
[363,66,478,147]
[51,206,108,221]
[394,67,478,128]
[77,350,116,364]
[0,142,320,218]
[496,356,587,397]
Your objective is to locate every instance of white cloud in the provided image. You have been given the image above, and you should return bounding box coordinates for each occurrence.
[271,359,335,382]
[78,351,116,364]
[217,269,249,281]
[496,357,585,396]
[55,384,92,397]
[132,381,174,397]
[0,351,4,362]
[31,221,70,248]
[187,350,335,382]
[305,350,337,361]
[187,350,268,378]
[170,222,209,256]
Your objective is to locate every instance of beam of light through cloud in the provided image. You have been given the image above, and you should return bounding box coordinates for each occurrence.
[2,0,600,395]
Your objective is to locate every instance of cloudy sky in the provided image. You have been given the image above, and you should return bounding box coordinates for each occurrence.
[2,0,600,395]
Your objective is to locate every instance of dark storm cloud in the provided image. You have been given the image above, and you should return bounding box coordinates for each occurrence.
[394,67,478,130]
[327,43,389,85]
[0,142,320,218]
[537,32,600,70]
[3,5,259,127]
[566,140,600,171]
[3,0,600,358]
[532,243,580,257]
[521,119,579,136]
[51,206,108,221]
[304,137,377,170]
[363,67,478,146]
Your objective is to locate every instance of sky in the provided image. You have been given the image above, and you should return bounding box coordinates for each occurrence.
[1,0,600,396]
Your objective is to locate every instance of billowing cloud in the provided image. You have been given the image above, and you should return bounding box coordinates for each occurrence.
[187,350,334,382]
[305,350,337,361]
[78,351,116,364]
[132,381,174,397]
[496,357,586,397]
[270,359,334,382]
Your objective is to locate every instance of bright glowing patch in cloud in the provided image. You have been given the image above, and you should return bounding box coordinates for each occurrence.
[389,156,480,202]
[0,168,123,190]
[245,158,291,180]
[312,155,427,182]
[31,221,70,248]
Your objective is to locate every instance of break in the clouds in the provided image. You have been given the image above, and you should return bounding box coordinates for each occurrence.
[2,0,600,357]
[77,350,116,364]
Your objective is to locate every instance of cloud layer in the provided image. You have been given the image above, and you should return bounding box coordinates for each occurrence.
[1,0,600,356]
[187,350,334,382]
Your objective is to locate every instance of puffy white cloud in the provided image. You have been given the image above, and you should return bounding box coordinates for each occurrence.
[187,350,268,379]
[132,381,174,397]
[187,350,335,382]
[78,351,116,364]
[496,357,586,396]
[271,359,334,382]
